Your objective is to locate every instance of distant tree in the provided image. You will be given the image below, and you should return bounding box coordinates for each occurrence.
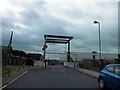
[19,51,26,57]
[12,50,26,57]
[12,50,19,56]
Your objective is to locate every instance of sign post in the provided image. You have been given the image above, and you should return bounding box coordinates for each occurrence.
[42,40,48,67]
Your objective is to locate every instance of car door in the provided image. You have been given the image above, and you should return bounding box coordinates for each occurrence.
[113,65,120,89]
[104,66,115,88]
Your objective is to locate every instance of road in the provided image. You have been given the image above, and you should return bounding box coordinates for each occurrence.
[4,66,100,89]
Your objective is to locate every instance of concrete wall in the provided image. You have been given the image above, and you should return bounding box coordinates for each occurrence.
[34,61,45,66]
[64,62,74,68]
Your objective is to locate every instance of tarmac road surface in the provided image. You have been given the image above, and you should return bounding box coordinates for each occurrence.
[3,66,101,89]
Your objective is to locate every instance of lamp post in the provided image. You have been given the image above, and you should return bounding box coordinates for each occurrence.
[93,21,102,70]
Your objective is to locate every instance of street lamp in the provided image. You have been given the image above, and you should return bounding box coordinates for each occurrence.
[93,21,102,70]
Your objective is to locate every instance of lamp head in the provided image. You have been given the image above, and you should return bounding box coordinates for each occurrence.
[94,21,99,24]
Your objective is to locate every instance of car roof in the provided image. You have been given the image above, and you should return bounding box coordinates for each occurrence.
[106,64,120,67]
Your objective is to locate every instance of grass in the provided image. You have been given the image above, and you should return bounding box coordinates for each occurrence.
[2,65,26,86]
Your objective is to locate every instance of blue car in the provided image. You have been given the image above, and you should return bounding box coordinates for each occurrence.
[98,64,120,90]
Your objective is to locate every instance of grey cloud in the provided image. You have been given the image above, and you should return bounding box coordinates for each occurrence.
[2,17,16,29]
[1,1,118,54]
[20,11,42,28]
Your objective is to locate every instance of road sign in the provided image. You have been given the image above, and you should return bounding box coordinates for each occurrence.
[42,45,48,50]
[44,45,48,49]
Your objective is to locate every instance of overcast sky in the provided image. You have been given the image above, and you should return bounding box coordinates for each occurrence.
[0,0,119,55]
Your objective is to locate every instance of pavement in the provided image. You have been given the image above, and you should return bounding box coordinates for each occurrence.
[75,67,99,79]
[65,66,99,79]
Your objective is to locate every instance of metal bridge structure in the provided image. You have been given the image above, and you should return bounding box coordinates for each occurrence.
[43,34,73,67]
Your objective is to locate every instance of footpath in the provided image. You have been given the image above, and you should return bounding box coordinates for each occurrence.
[75,67,100,79]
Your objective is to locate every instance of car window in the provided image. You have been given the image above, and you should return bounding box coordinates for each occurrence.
[106,66,114,73]
[115,66,120,75]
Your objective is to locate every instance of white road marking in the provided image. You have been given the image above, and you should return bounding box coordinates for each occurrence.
[0,71,28,90]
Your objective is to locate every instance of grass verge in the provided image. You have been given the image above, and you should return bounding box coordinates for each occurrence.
[2,65,26,86]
